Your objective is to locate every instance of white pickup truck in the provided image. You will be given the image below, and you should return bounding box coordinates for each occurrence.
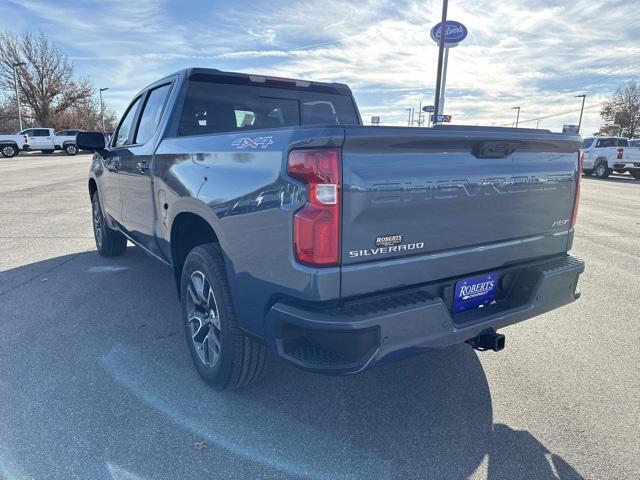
[53,129,81,155]
[0,131,29,158]
[0,128,81,157]
[581,136,640,179]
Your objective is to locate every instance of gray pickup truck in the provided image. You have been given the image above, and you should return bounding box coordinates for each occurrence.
[78,68,584,390]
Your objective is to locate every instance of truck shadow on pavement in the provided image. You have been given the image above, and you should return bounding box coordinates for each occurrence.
[582,173,640,184]
[0,247,583,480]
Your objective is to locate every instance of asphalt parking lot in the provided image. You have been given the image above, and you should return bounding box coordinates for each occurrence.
[0,152,638,480]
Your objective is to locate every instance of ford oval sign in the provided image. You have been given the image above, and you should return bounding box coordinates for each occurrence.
[430,20,468,48]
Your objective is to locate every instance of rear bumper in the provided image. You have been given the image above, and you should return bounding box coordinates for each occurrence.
[613,162,640,170]
[265,254,584,374]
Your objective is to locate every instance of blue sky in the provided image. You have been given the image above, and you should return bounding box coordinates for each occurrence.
[2,0,639,134]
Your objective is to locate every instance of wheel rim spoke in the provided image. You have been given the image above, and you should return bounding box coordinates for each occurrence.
[192,316,209,343]
[206,328,221,364]
[187,283,201,306]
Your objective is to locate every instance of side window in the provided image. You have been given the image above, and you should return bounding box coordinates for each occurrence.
[596,138,616,148]
[134,84,172,144]
[34,129,50,137]
[114,96,142,148]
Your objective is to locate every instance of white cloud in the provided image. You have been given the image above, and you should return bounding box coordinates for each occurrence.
[0,0,637,135]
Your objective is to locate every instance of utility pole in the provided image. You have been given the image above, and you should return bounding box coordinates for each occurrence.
[417,100,423,126]
[438,47,449,116]
[575,94,586,134]
[12,62,26,131]
[432,0,448,125]
[99,87,109,132]
[405,108,412,126]
[512,106,521,128]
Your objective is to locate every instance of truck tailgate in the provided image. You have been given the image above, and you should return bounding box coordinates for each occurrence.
[340,126,581,297]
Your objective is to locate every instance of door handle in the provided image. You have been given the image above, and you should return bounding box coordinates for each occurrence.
[136,162,150,174]
[106,157,120,171]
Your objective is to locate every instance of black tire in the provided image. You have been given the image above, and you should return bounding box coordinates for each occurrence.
[181,243,268,390]
[1,144,18,158]
[595,161,611,179]
[582,169,593,176]
[41,149,54,154]
[91,192,127,256]
[65,144,78,156]
[630,170,640,180]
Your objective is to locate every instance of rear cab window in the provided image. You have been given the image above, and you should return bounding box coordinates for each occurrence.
[176,74,360,137]
[581,138,594,149]
[595,138,628,148]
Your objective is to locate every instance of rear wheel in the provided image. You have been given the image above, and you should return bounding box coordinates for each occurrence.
[630,170,640,180]
[65,144,78,156]
[91,192,127,256]
[1,144,18,158]
[595,161,611,179]
[181,243,268,390]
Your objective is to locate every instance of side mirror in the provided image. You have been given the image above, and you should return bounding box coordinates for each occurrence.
[76,131,106,151]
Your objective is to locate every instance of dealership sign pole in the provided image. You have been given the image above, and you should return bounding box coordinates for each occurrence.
[430,19,468,124]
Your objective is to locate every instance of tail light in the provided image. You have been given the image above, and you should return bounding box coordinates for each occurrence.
[571,150,584,227]
[23,134,28,143]
[287,148,341,266]
[617,148,624,160]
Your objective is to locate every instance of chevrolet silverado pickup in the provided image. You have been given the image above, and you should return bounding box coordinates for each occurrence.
[0,130,29,157]
[581,136,640,179]
[0,127,73,157]
[78,68,584,390]
[54,129,82,155]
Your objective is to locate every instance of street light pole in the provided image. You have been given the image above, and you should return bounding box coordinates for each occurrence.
[432,0,448,125]
[575,94,586,134]
[512,106,521,128]
[99,87,109,133]
[12,62,26,131]
[438,47,449,116]
[405,108,412,126]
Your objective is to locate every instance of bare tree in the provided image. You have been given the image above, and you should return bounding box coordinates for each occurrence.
[0,97,27,133]
[55,97,118,132]
[600,80,640,138]
[0,32,94,128]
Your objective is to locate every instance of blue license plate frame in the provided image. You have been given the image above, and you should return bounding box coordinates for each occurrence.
[453,272,498,313]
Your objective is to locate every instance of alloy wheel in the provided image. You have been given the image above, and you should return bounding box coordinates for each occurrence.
[186,270,222,368]
[2,145,15,157]
[92,199,104,249]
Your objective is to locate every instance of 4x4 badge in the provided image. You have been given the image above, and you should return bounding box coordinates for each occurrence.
[232,136,274,149]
